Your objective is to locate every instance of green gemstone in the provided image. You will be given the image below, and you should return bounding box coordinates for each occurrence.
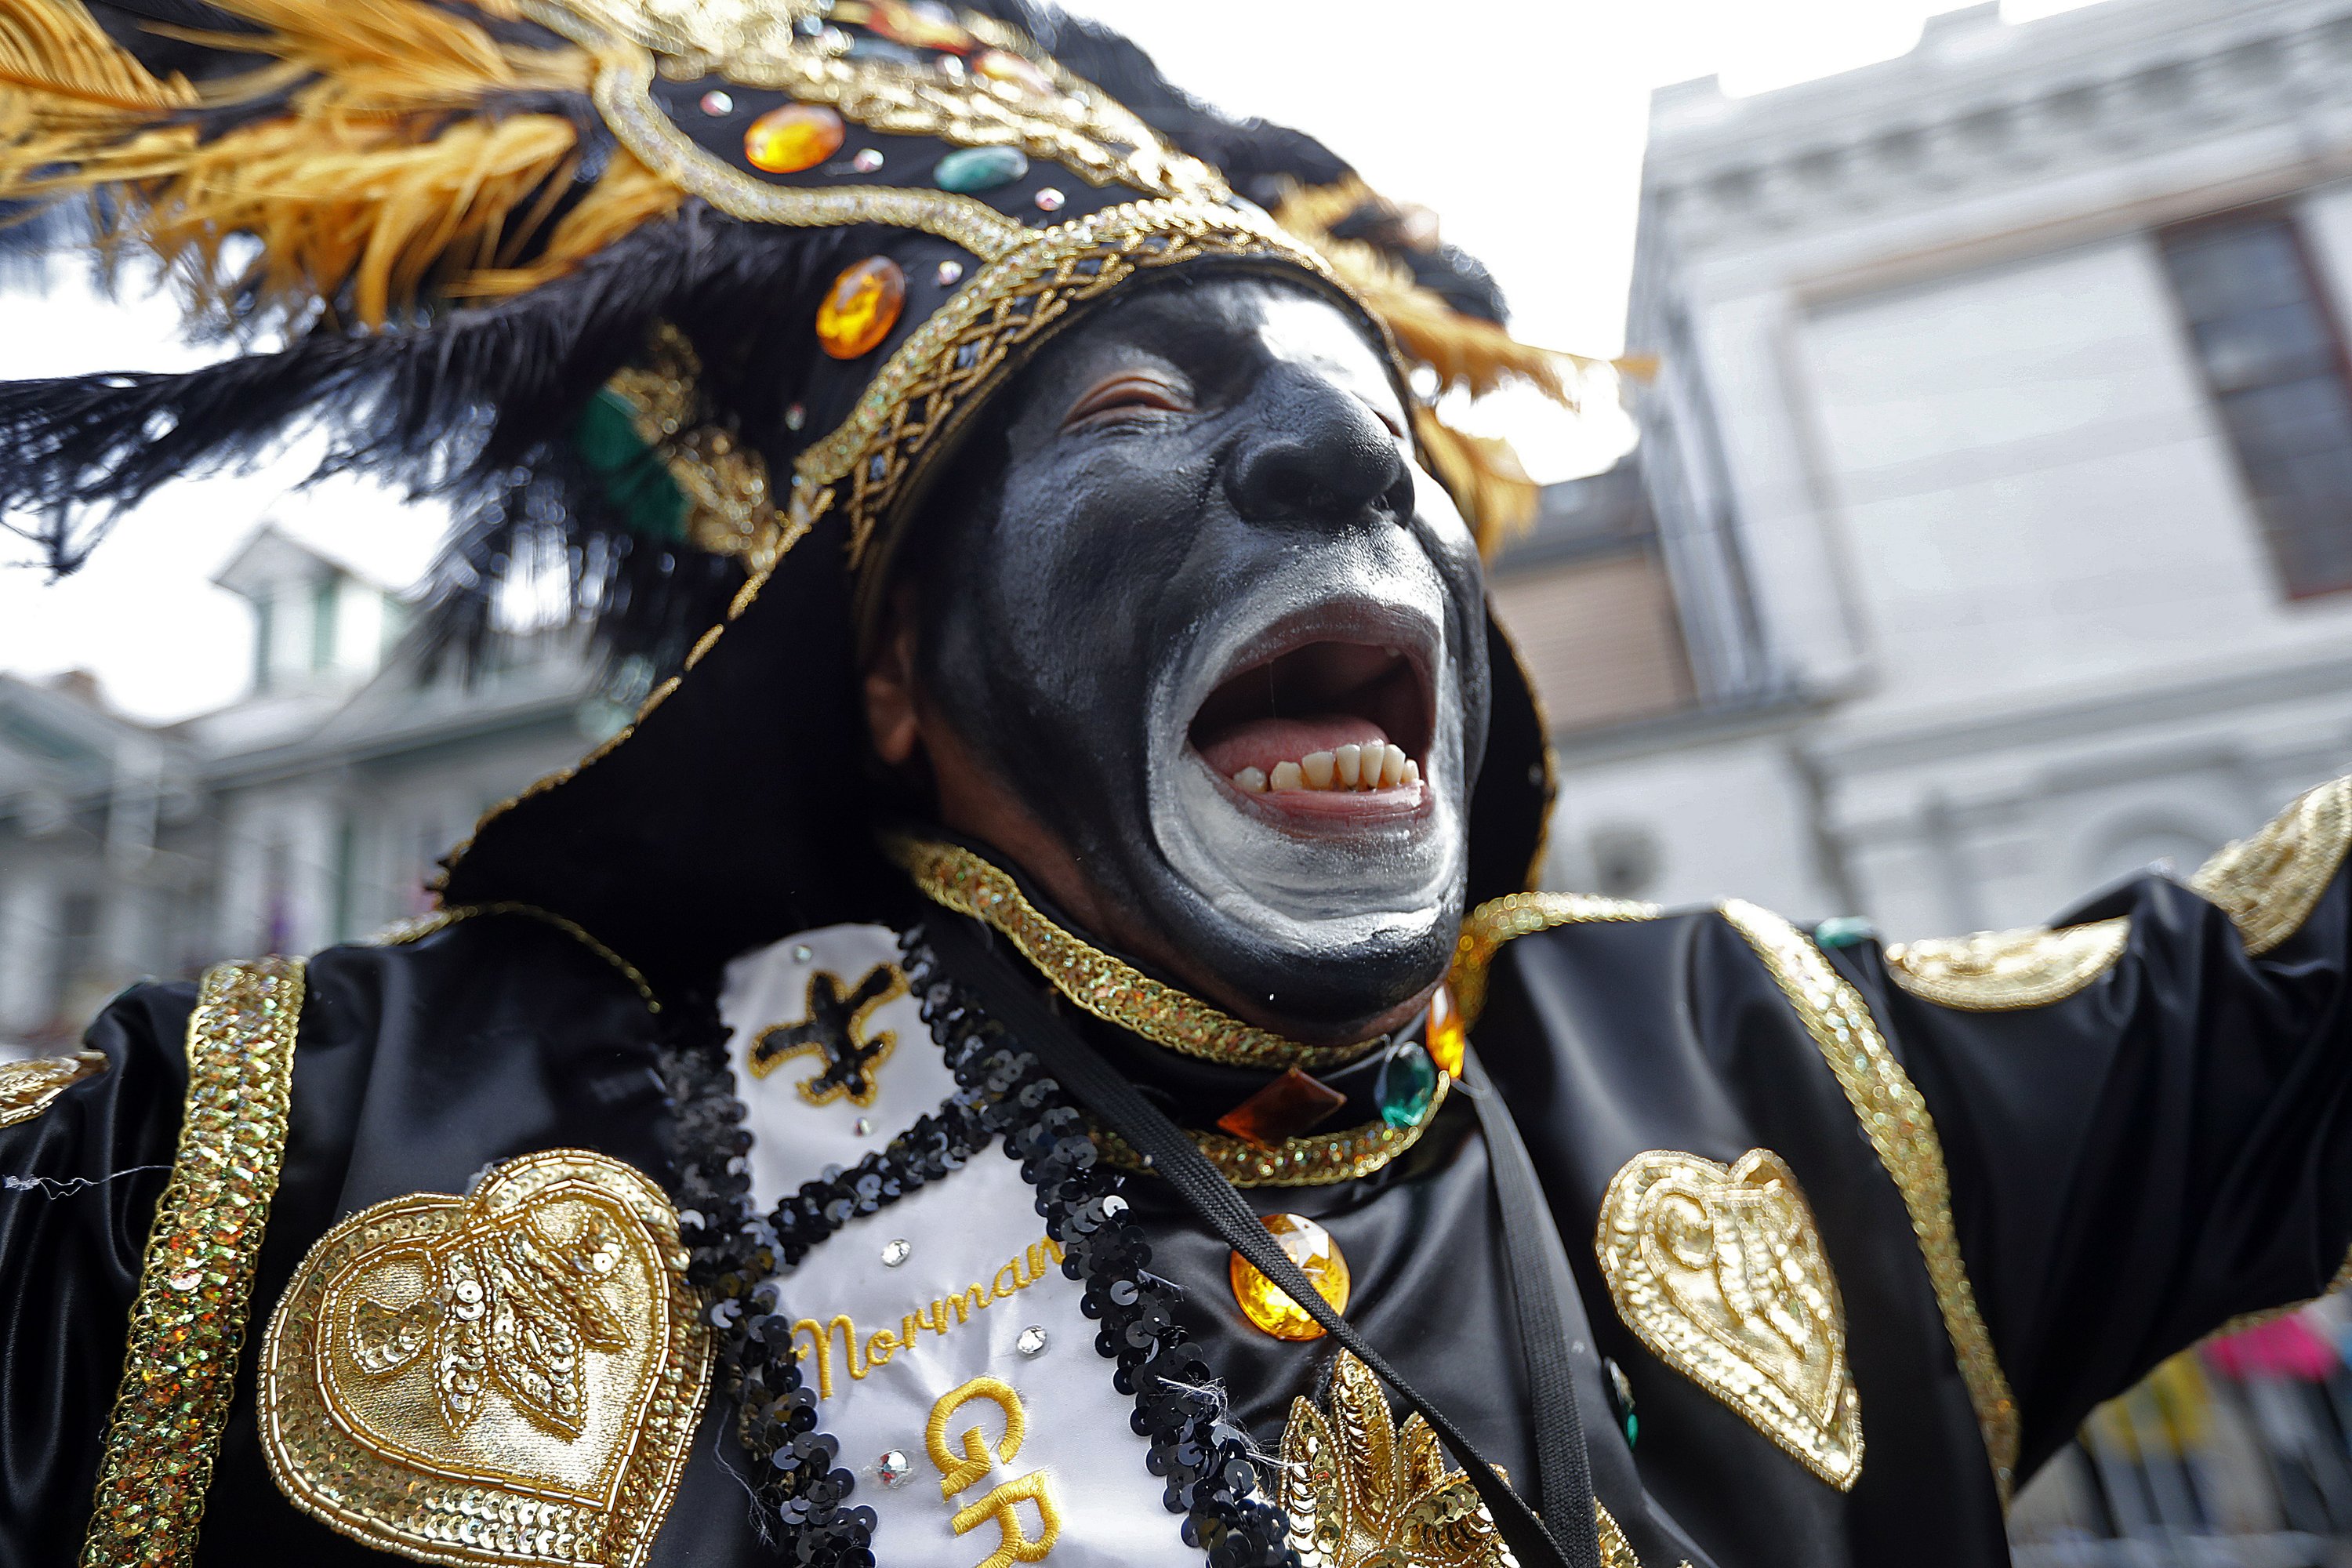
[1374,1045,1436,1131]
[935,145,1029,194]
[1813,915,1877,949]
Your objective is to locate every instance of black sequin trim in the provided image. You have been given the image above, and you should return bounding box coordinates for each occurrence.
[654,923,1303,1567]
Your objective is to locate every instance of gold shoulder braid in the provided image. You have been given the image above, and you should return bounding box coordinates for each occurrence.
[1276,1349,1668,1568]
[1882,919,2129,1011]
[2190,775,2352,956]
[1596,1148,1861,1490]
[82,956,304,1567]
[257,1149,711,1568]
[372,901,661,1014]
[0,1047,106,1129]
[889,833,1378,1072]
[1446,890,1664,1030]
[1716,901,2021,1503]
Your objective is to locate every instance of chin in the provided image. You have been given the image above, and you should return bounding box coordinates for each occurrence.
[1138,568,1469,1025]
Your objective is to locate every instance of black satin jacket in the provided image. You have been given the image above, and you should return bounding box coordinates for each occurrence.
[5,827,2350,1567]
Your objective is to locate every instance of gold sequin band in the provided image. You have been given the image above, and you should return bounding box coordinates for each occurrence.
[889,833,1381,1072]
[1717,900,2020,1502]
[2190,775,2352,956]
[82,955,306,1566]
[1093,1069,1450,1189]
[1449,889,1664,1028]
[372,901,660,1014]
[0,1048,106,1129]
[1882,918,2129,1012]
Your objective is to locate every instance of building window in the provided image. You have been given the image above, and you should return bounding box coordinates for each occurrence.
[311,576,339,672]
[252,593,275,694]
[2158,209,2352,598]
[1486,461,1698,734]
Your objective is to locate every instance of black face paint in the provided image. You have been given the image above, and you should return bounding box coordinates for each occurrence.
[910,274,1492,1037]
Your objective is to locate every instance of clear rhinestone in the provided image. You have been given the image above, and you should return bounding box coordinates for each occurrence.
[699,90,733,116]
[936,260,965,287]
[881,1237,912,1268]
[792,943,813,961]
[851,148,884,172]
[1033,187,1065,212]
[854,1117,873,1136]
[1015,1325,1048,1357]
[873,1450,912,1488]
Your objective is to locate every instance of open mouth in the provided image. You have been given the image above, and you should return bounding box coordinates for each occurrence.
[1187,630,1436,820]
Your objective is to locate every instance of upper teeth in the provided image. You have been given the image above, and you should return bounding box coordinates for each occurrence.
[1231,743,1417,794]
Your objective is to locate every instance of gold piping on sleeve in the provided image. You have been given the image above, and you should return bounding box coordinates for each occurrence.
[1882,918,2129,1012]
[2190,776,2352,956]
[1717,899,2021,1504]
[889,833,1381,1071]
[81,956,306,1567]
[372,901,660,1014]
[0,1049,107,1129]
[1448,890,1664,1029]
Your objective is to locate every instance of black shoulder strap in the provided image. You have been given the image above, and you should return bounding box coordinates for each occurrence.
[925,913,1602,1568]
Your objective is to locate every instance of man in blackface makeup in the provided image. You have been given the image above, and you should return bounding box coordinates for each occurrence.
[5,4,2352,1567]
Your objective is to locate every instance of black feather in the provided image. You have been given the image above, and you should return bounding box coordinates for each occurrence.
[0,204,862,675]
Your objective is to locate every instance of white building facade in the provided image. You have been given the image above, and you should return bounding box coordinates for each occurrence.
[1518,0,2352,940]
[0,528,614,1050]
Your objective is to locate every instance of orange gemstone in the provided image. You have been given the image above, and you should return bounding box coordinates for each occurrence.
[975,48,1051,96]
[743,103,844,174]
[1229,1213,1349,1341]
[1215,1067,1346,1150]
[815,255,907,360]
[1427,980,1465,1079]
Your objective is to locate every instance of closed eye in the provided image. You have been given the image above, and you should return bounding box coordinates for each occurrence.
[1063,371,1196,430]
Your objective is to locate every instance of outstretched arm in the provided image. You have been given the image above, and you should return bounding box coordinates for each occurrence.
[1851,778,2352,1480]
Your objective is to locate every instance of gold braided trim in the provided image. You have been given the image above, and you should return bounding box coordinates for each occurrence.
[1449,890,1663,1028]
[889,834,1381,1072]
[81,956,306,1566]
[1716,900,2020,1503]
[550,0,1223,205]
[2190,776,2352,956]
[0,1048,107,1129]
[575,31,1031,260]
[372,901,660,1014]
[1092,1069,1449,1189]
[797,198,1344,568]
[1882,918,2129,1012]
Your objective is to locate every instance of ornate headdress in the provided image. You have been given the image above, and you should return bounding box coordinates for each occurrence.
[0,0,1568,985]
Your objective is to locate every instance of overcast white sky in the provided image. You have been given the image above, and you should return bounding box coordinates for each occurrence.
[0,0,2099,722]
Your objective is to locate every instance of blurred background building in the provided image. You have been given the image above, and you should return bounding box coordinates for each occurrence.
[1504,0,2352,946]
[6,0,2352,1558]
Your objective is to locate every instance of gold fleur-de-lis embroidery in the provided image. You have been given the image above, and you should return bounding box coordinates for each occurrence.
[750,964,907,1108]
[1276,1350,1653,1567]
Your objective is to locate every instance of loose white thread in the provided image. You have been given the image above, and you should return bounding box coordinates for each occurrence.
[2,1164,170,1197]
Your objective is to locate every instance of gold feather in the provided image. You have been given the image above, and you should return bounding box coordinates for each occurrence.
[1414,407,1541,560]
[0,0,629,327]
[0,0,194,110]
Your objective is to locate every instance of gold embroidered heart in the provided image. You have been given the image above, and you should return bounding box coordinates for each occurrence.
[260,1149,712,1567]
[1596,1148,1862,1489]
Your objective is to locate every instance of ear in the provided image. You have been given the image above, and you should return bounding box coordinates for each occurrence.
[862,581,924,768]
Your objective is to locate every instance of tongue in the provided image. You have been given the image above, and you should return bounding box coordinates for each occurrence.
[1196,715,1392,779]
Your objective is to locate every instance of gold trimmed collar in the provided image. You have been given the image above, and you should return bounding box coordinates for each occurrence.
[888,833,1385,1072]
